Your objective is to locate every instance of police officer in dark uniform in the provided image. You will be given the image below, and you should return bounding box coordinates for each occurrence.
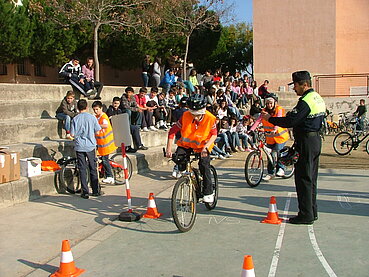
[261,71,326,224]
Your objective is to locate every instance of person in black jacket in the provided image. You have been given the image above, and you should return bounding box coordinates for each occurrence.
[59,57,93,97]
[107,97,148,152]
[262,71,326,225]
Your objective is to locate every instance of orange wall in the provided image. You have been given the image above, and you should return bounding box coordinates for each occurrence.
[254,0,337,90]
[336,0,369,73]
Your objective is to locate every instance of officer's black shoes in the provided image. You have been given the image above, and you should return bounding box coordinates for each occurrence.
[288,216,314,225]
[314,216,318,221]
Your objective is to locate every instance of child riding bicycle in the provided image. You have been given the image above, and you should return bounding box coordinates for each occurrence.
[165,94,218,203]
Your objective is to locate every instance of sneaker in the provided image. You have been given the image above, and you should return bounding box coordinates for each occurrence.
[238,146,245,152]
[276,168,285,177]
[138,145,148,150]
[171,170,178,179]
[155,123,160,129]
[86,89,94,95]
[102,177,115,185]
[218,155,226,160]
[81,193,89,199]
[91,191,104,197]
[93,96,102,100]
[245,148,252,152]
[159,125,168,130]
[142,127,149,132]
[203,193,215,203]
[224,153,231,158]
[149,126,158,131]
[126,147,137,153]
[262,174,273,181]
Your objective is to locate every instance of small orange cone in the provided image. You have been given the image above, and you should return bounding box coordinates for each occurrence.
[261,196,283,224]
[51,240,85,277]
[143,193,163,219]
[241,255,255,277]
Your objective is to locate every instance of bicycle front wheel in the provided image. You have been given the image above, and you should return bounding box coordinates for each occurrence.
[205,165,219,210]
[171,177,197,232]
[244,151,264,187]
[365,139,369,155]
[59,159,81,194]
[333,132,354,155]
[110,154,133,184]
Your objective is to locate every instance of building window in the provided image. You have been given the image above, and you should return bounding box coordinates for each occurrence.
[0,64,7,75]
[17,60,29,75]
[34,64,45,77]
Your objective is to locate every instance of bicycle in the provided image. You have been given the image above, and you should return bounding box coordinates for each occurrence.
[244,131,295,187]
[333,127,369,156]
[164,148,219,232]
[59,153,133,194]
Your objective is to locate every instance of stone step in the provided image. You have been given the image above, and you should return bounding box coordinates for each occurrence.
[0,145,169,209]
[0,117,169,146]
[0,83,141,101]
[0,99,122,120]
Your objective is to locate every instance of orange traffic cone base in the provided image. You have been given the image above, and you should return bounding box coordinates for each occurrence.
[143,212,163,219]
[261,217,283,224]
[51,267,85,277]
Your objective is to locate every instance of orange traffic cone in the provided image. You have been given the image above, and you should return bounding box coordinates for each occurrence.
[241,255,255,277]
[142,193,163,219]
[51,240,85,277]
[261,196,283,224]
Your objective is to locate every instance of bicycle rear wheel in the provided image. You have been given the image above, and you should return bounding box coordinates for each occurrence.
[205,165,218,210]
[282,164,294,179]
[59,159,81,194]
[171,177,197,232]
[333,132,354,155]
[110,154,133,184]
[244,151,264,187]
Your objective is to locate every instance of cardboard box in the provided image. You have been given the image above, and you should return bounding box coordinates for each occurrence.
[0,151,11,184]
[9,152,20,181]
[20,157,42,177]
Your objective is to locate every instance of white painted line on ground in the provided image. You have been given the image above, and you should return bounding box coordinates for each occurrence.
[308,226,337,277]
[268,192,292,277]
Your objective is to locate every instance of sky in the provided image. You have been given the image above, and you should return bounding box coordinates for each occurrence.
[224,0,253,24]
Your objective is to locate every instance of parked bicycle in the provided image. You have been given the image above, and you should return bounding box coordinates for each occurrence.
[164,148,219,232]
[333,129,369,156]
[244,131,295,187]
[58,153,132,194]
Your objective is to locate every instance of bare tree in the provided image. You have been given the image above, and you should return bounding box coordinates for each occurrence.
[159,0,231,81]
[30,0,152,81]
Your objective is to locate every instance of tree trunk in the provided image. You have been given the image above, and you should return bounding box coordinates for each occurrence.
[183,35,190,82]
[93,23,101,81]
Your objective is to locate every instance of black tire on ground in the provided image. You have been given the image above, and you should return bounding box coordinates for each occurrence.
[244,151,264,187]
[110,154,133,184]
[333,132,354,156]
[171,177,197,232]
[59,159,81,194]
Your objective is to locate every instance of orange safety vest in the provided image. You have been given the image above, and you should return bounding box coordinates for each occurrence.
[262,105,289,144]
[96,113,117,156]
[177,110,216,153]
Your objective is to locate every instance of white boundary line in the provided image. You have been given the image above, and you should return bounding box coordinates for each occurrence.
[267,192,291,277]
[308,226,337,277]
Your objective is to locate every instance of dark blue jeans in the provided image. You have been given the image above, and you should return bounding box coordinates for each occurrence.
[76,150,99,195]
[101,155,113,178]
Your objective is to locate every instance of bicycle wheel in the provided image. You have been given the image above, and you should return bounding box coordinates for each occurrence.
[205,165,219,210]
[59,159,81,194]
[171,177,197,232]
[110,154,133,184]
[365,139,369,155]
[282,164,294,179]
[244,151,264,187]
[333,132,354,155]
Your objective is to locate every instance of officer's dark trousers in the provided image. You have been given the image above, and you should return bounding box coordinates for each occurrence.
[294,133,321,220]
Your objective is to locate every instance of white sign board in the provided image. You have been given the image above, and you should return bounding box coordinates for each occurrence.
[111,113,132,147]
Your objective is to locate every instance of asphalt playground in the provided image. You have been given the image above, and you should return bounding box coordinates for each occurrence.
[1,152,367,277]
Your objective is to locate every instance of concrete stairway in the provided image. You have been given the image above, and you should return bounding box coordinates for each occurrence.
[0,83,169,208]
